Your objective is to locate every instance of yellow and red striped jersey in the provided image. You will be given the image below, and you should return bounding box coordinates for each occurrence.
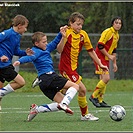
[59,27,93,71]
[95,27,119,60]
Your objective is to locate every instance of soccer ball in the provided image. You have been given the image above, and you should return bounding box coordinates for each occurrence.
[109,105,126,121]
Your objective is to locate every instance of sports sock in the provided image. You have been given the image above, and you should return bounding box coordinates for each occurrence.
[98,86,106,103]
[61,87,77,105]
[37,102,59,113]
[92,80,106,98]
[78,96,88,116]
[0,84,14,97]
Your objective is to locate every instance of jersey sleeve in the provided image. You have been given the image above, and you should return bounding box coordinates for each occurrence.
[18,48,37,64]
[98,29,112,45]
[47,32,62,52]
[83,31,93,51]
[14,45,27,56]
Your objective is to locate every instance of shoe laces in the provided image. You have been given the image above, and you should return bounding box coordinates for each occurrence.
[30,104,38,113]
[94,98,99,103]
[30,104,36,109]
[85,113,95,118]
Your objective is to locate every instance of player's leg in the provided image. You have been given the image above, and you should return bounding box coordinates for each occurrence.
[89,76,105,107]
[0,64,25,97]
[61,70,99,121]
[27,91,65,122]
[0,81,3,111]
[10,74,25,90]
[60,80,79,105]
[78,81,89,116]
[0,74,25,97]
[54,79,78,115]
[27,74,79,121]
[27,82,78,122]
[78,81,99,121]
[27,102,60,122]
[0,65,25,110]
[97,73,111,107]
[90,60,110,107]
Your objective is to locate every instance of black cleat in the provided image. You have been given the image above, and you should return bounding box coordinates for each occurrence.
[99,101,111,107]
[89,95,101,107]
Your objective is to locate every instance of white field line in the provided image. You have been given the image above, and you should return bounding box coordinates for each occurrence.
[0,93,132,114]
[0,106,132,114]
[4,93,132,98]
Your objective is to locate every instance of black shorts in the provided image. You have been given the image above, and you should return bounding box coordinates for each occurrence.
[0,64,18,83]
[39,72,68,101]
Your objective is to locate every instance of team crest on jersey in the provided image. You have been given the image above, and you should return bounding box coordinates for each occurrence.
[80,36,84,41]
[1,32,5,35]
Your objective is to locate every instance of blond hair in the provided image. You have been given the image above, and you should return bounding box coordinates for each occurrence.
[32,32,46,46]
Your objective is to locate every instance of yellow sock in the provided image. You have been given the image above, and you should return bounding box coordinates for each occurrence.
[92,80,106,98]
[98,83,106,103]
[78,96,89,116]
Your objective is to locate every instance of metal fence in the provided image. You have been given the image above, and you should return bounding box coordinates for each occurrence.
[14,33,133,80]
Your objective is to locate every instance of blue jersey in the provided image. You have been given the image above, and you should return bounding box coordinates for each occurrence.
[18,32,62,76]
[0,27,27,68]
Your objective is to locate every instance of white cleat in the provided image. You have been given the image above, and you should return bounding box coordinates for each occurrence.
[57,103,74,115]
[27,104,38,122]
[81,113,99,121]
[32,77,41,88]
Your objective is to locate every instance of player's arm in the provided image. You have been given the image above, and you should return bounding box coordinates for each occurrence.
[56,25,67,53]
[88,49,108,71]
[112,49,118,72]
[98,43,116,61]
[13,53,36,66]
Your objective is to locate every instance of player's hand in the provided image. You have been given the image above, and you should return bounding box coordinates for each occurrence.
[108,54,116,61]
[60,25,68,38]
[0,55,9,62]
[13,61,20,66]
[26,48,34,55]
[99,64,109,71]
[113,64,118,72]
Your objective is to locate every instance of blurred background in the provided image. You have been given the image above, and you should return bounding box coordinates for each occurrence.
[0,2,133,79]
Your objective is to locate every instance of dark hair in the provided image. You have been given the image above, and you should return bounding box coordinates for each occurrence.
[68,12,85,26]
[111,16,123,27]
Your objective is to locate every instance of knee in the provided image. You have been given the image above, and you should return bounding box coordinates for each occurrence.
[103,75,110,83]
[105,77,110,83]
[19,79,25,87]
[78,87,86,96]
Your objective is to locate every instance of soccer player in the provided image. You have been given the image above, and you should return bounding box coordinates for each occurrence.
[89,16,123,107]
[0,15,33,111]
[13,27,79,122]
[58,12,108,121]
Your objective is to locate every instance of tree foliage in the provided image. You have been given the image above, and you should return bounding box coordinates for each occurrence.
[0,2,132,33]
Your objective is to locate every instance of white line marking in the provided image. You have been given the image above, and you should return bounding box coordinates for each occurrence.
[0,106,132,114]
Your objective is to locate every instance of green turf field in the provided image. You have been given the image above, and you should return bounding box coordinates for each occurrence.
[0,91,132,132]
[0,71,133,132]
